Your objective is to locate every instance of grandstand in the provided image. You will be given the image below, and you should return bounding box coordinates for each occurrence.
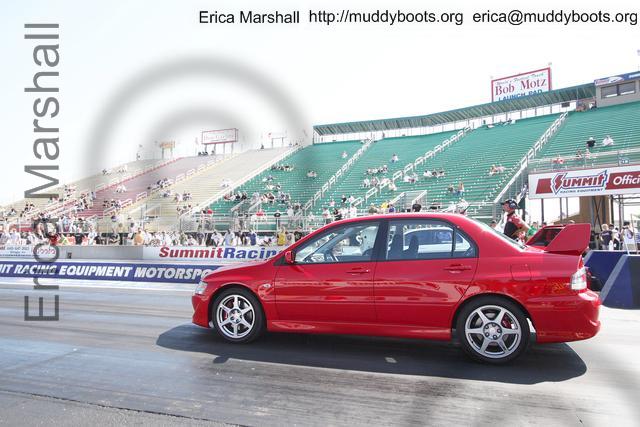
[314,130,457,211]
[4,70,640,235]
[209,141,362,215]
[81,155,225,218]
[2,158,169,221]
[143,146,293,218]
[531,100,640,171]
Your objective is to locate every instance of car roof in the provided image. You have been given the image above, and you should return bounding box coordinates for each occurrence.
[327,212,470,225]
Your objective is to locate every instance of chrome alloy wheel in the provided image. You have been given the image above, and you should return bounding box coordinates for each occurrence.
[464,305,522,359]
[216,295,255,339]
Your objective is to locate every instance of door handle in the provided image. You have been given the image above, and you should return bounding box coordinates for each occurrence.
[346,268,370,275]
[444,264,472,272]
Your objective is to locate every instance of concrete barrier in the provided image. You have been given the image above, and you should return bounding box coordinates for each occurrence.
[584,250,627,286]
[599,254,640,309]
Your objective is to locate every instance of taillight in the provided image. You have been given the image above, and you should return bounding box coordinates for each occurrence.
[570,267,587,291]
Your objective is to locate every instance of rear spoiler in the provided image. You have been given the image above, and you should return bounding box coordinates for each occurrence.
[526,223,591,256]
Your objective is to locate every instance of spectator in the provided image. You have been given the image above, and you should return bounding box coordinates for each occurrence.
[612,226,621,250]
[622,221,636,252]
[423,170,433,178]
[447,184,454,193]
[526,221,539,240]
[586,136,596,149]
[322,207,331,224]
[333,208,342,221]
[390,153,399,163]
[363,177,371,188]
[411,201,422,212]
[600,224,613,250]
[602,135,614,147]
[501,199,530,240]
[277,228,287,246]
[456,181,465,197]
[223,229,234,246]
[341,151,348,159]
[133,228,145,245]
[489,220,498,229]
[489,164,498,175]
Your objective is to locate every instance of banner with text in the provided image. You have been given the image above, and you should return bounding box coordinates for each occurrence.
[0,245,57,259]
[529,164,640,199]
[202,128,238,144]
[491,68,552,102]
[0,261,219,284]
[143,245,283,262]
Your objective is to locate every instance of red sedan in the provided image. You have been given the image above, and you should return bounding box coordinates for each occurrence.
[192,213,600,364]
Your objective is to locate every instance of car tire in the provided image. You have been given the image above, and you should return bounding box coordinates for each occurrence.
[211,287,264,344]
[456,296,530,364]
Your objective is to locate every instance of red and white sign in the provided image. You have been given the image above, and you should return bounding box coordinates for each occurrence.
[529,164,640,199]
[491,68,552,102]
[201,128,238,145]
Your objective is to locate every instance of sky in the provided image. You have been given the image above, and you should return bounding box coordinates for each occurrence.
[1,0,639,205]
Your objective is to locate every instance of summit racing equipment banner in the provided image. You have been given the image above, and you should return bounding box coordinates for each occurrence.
[143,246,284,262]
[0,261,218,284]
[529,164,640,199]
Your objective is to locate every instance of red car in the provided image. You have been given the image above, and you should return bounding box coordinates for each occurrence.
[192,214,601,364]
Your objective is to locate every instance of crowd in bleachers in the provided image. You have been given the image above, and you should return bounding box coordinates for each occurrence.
[550,135,617,169]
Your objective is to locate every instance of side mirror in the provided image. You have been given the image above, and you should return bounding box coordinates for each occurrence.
[284,250,294,264]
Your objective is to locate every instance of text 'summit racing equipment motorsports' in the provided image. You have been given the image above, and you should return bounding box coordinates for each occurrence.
[193,213,600,364]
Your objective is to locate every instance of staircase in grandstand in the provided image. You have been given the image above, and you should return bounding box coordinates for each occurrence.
[309,131,458,212]
[145,146,294,218]
[302,138,374,212]
[208,141,363,216]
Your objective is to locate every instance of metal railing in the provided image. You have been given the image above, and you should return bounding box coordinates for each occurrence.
[528,147,640,173]
[493,112,568,206]
[303,139,374,212]
[192,146,301,215]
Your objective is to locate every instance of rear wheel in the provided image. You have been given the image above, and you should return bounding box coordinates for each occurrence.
[211,288,264,343]
[456,297,530,364]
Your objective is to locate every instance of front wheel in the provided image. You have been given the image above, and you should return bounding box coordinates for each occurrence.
[211,288,264,343]
[456,297,530,364]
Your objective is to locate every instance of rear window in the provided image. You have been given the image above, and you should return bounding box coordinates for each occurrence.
[470,218,526,250]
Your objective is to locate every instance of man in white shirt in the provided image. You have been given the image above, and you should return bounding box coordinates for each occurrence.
[602,135,614,147]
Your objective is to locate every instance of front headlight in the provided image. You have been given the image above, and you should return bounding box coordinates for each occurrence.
[194,280,208,295]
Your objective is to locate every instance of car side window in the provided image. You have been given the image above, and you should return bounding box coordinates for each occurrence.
[294,222,380,264]
[386,219,476,261]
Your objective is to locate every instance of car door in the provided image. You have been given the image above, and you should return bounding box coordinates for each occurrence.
[373,218,478,335]
[274,220,381,323]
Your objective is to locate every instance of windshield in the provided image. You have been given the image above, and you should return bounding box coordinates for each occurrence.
[470,217,526,250]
